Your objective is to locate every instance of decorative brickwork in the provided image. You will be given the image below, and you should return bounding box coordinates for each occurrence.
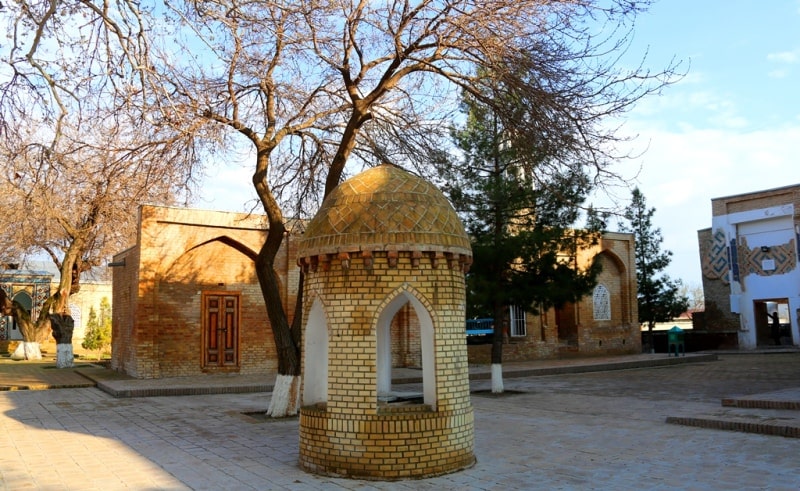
[737,237,796,278]
[297,165,475,479]
[711,185,799,216]
[299,165,471,261]
[700,184,800,348]
[465,232,640,362]
[697,229,741,333]
[702,228,730,283]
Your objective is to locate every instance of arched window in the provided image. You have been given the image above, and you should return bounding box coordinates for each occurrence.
[592,284,611,321]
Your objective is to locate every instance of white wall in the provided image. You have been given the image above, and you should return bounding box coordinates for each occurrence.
[714,206,799,348]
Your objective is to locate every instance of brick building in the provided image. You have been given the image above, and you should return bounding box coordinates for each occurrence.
[0,267,110,355]
[111,185,640,380]
[110,205,300,378]
[698,184,800,349]
[467,231,641,362]
[0,269,52,353]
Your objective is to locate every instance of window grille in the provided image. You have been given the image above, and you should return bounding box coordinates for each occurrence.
[509,305,527,337]
[593,284,611,320]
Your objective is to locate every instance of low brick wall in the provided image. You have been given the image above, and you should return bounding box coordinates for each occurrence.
[467,340,558,364]
[299,404,475,479]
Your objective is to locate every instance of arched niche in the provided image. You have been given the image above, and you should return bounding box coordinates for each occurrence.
[303,298,328,407]
[375,289,436,409]
[12,291,33,311]
[596,249,631,324]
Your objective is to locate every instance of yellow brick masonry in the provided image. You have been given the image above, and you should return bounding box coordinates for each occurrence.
[298,252,475,479]
[299,166,472,260]
[296,165,475,479]
[711,184,800,217]
[111,205,293,379]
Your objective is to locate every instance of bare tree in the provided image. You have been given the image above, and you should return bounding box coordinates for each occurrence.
[4,0,680,414]
[680,283,705,312]
[1,2,205,362]
[0,110,195,362]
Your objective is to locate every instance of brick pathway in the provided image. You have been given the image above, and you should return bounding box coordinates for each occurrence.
[1,352,799,489]
[0,359,96,391]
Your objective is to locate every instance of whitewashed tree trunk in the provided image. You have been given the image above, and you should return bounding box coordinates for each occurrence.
[56,344,74,368]
[10,342,42,361]
[491,363,504,393]
[267,374,301,417]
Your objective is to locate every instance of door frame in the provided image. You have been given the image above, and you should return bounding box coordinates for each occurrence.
[201,291,241,371]
[753,298,789,347]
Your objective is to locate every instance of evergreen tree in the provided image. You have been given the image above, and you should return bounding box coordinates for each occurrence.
[439,88,604,392]
[620,188,689,351]
[81,297,112,358]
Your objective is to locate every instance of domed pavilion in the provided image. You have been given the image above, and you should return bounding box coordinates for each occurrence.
[297,164,475,479]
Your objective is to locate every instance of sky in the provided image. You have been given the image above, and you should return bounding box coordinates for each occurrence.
[606,0,800,288]
[197,1,800,290]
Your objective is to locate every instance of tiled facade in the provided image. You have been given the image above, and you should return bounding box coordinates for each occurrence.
[698,184,800,349]
[297,165,475,479]
[0,270,52,351]
[0,269,111,355]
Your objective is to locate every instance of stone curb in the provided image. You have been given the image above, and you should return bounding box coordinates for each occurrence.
[0,382,95,391]
[665,415,800,438]
[468,353,719,381]
[94,354,719,399]
[95,382,274,398]
[721,398,800,410]
[2,353,719,398]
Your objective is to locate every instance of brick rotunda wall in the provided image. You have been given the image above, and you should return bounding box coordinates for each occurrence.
[298,250,475,479]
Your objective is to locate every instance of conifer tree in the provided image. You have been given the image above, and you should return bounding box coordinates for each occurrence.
[439,88,604,392]
[81,298,112,359]
[620,188,689,351]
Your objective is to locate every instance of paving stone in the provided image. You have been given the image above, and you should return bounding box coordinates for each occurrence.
[1,352,800,489]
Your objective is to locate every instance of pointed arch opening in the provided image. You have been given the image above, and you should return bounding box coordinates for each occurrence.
[376,289,436,410]
[303,298,329,407]
[4,291,32,340]
[596,249,631,325]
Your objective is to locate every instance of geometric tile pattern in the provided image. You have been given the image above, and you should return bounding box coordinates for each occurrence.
[0,274,53,334]
[739,237,797,277]
[298,164,472,259]
[33,283,50,315]
[592,284,611,320]
[702,228,730,283]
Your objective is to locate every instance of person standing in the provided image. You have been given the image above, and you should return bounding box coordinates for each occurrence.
[768,311,781,346]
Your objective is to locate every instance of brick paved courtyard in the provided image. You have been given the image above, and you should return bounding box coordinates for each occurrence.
[1,353,799,490]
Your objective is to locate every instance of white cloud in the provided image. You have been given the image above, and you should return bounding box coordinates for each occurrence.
[611,123,800,286]
[195,156,259,213]
[767,49,800,64]
[768,69,788,78]
[630,81,752,131]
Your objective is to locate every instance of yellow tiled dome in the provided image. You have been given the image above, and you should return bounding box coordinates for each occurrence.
[298,164,471,258]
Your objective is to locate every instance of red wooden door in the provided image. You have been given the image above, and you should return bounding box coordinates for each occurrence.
[204,293,239,368]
